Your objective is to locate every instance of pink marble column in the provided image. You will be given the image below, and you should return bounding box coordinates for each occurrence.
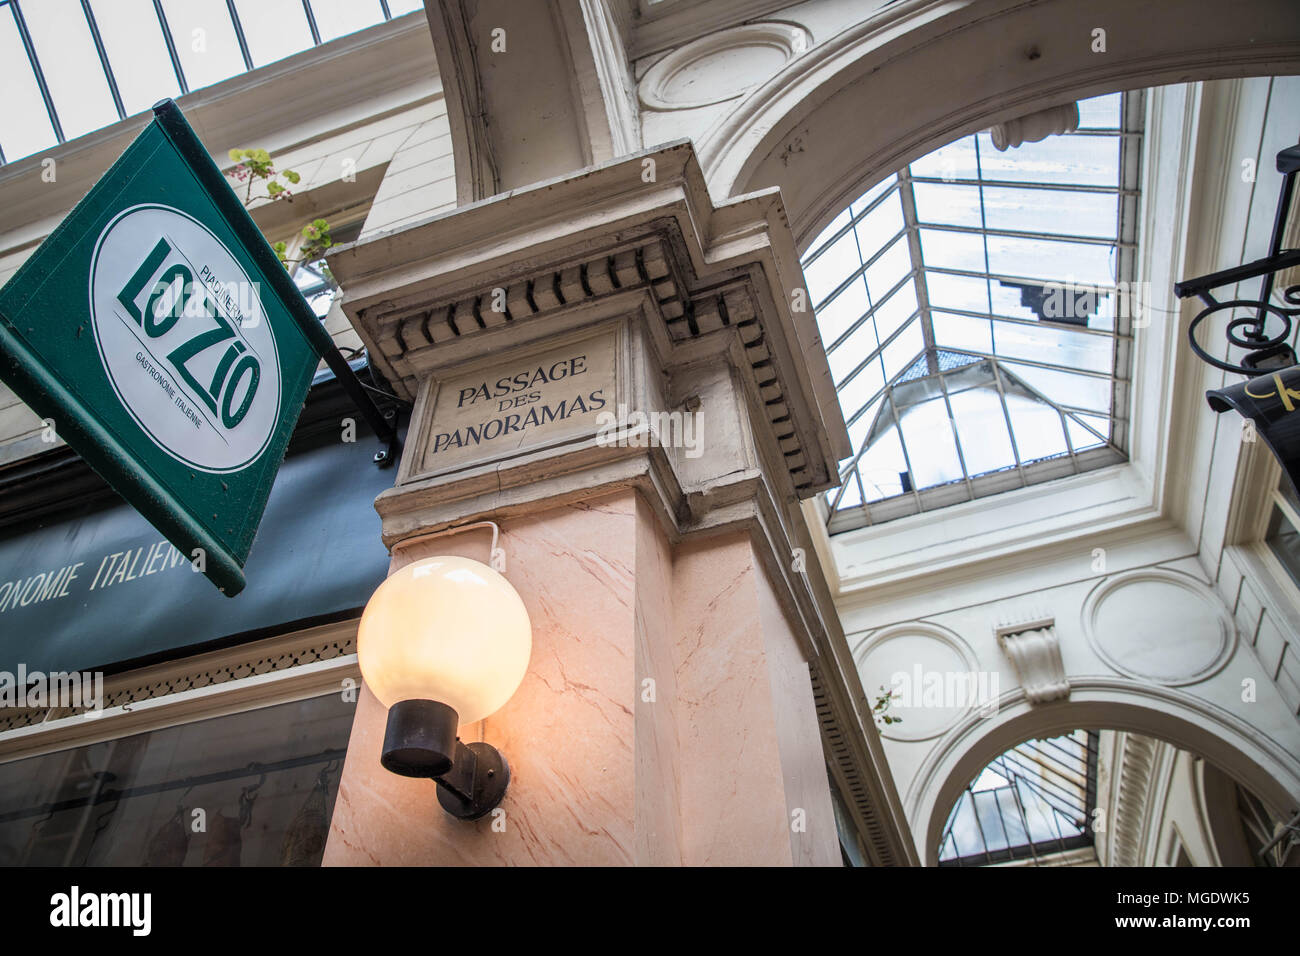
[324,489,839,866]
[671,532,840,866]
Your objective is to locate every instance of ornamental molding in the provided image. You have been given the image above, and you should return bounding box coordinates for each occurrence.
[995,616,1069,704]
[1102,731,1176,867]
[853,620,982,743]
[987,102,1080,151]
[1080,568,1237,687]
[637,21,812,111]
[327,141,850,500]
[0,619,360,763]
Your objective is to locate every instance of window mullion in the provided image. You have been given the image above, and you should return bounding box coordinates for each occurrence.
[79,0,126,121]
[9,0,65,143]
[150,0,189,94]
[896,165,935,375]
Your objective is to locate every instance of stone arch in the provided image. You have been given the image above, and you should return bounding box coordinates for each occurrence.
[699,0,1300,249]
[909,677,1300,865]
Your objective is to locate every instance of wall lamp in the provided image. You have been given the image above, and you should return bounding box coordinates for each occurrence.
[357,553,532,820]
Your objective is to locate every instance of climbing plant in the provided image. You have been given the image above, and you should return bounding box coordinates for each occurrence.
[227,147,334,271]
[873,684,902,728]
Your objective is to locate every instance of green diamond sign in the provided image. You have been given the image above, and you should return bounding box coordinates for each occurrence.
[0,101,329,596]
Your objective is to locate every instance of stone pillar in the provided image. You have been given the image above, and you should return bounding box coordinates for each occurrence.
[321,143,874,866]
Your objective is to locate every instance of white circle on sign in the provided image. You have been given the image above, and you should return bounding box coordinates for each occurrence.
[88,204,281,473]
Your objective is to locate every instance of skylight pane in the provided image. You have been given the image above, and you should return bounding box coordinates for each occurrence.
[233,0,314,67]
[0,7,58,158]
[881,317,924,380]
[949,386,1016,473]
[977,131,1119,186]
[858,426,907,502]
[986,235,1115,285]
[1003,362,1111,412]
[946,794,983,857]
[864,235,911,302]
[899,397,963,487]
[926,271,990,312]
[90,0,182,115]
[973,765,1008,791]
[1077,92,1122,129]
[920,228,986,272]
[912,182,982,227]
[910,135,977,180]
[854,191,904,250]
[973,790,1009,850]
[992,319,1112,373]
[941,731,1097,865]
[0,0,402,159]
[847,397,878,448]
[21,0,120,140]
[932,311,992,354]
[814,275,869,347]
[996,789,1030,845]
[1004,393,1068,461]
[982,185,1117,238]
[836,357,885,423]
[309,0,386,42]
[1021,788,1065,843]
[1068,413,1111,450]
[849,174,897,215]
[829,320,878,385]
[871,281,918,345]
[805,208,852,262]
[160,0,247,88]
[837,471,864,509]
[805,228,861,307]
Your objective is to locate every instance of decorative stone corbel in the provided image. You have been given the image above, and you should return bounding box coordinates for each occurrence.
[996,617,1069,704]
[988,102,1080,151]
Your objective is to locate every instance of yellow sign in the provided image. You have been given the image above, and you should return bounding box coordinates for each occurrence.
[1244,373,1300,411]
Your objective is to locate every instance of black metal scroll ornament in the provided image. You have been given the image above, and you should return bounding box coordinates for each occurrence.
[1178,143,1300,494]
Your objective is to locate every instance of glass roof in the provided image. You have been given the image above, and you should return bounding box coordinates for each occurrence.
[0,0,424,166]
[939,729,1099,866]
[803,92,1143,531]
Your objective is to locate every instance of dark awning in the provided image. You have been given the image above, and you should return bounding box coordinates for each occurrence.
[0,366,400,676]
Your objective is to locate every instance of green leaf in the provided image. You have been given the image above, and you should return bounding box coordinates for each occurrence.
[284,170,300,184]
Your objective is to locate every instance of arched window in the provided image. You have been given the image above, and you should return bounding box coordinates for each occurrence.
[802,92,1143,530]
[939,730,1098,866]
